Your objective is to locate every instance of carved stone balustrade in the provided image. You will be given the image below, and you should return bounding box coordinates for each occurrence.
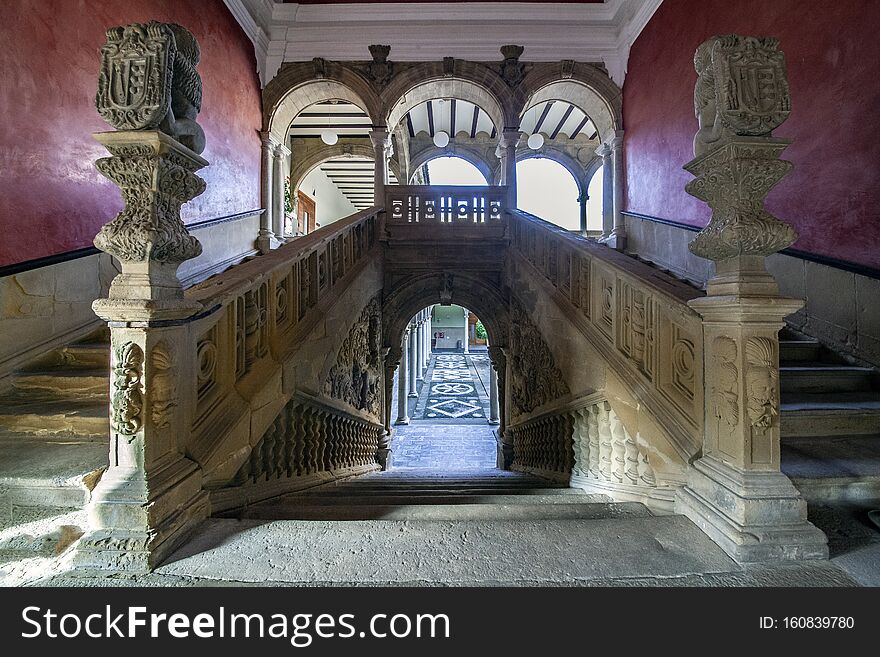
[384,185,509,242]
[508,209,706,464]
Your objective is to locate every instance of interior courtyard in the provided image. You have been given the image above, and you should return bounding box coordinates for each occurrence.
[0,0,879,588]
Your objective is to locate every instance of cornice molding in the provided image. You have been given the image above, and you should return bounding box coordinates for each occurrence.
[225,1,664,88]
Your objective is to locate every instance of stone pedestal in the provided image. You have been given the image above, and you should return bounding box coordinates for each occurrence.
[76,130,210,571]
[677,291,827,562]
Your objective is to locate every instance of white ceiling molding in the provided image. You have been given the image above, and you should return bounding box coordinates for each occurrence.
[225,1,665,88]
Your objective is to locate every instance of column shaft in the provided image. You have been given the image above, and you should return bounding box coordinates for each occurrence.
[257,133,275,253]
[408,323,419,396]
[489,364,500,425]
[396,331,410,424]
[463,308,470,353]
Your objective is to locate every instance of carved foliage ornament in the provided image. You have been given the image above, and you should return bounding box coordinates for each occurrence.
[93,142,204,264]
[499,45,525,87]
[96,21,205,153]
[111,341,144,437]
[324,297,383,416]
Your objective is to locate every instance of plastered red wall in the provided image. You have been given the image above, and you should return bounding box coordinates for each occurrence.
[0,0,262,267]
[623,0,880,268]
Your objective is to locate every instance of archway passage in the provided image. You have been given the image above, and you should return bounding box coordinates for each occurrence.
[391,304,498,470]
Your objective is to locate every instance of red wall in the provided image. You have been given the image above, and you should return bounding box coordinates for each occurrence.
[0,0,262,267]
[623,0,880,268]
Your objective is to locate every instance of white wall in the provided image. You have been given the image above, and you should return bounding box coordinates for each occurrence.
[299,167,358,229]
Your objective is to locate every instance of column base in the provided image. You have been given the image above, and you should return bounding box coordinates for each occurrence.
[394,416,410,425]
[376,448,393,471]
[675,456,827,563]
[255,232,282,255]
[72,456,210,572]
[598,231,626,251]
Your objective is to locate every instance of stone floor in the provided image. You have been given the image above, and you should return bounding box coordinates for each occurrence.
[391,349,498,469]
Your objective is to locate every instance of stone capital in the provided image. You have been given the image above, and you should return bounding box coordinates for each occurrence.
[608,131,624,151]
[369,127,392,151]
[498,128,520,150]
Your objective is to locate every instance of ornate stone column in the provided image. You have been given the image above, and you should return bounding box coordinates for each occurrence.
[408,320,419,397]
[462,308,470,353]
[596,142,614,241]
[369,127,392,206]
[499,128,519,208]
[378,345,393,470]
[272,142,290,241]
[257,131,277,254]
[673,35,827,563]
[78,21,213,571]
[425,309,433,368]
[396,329,411,425]
[488,346,510,466]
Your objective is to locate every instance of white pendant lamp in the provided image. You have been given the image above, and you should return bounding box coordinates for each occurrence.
[527,132,544,150]
[433,131,449,148]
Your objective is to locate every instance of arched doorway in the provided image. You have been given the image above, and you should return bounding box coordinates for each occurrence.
[390,304,499,469]
[414,156,491,186]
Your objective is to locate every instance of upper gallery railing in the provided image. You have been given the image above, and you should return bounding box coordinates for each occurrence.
[385,185,508,227]
[507,209,706,462]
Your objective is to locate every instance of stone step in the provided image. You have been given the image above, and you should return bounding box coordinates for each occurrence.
[782,435,880,504]
[260,493,609,507]
[291,486,583,497]
[315,479,565,489]
[781,392,880,437]
[780,363,874,393]
[0,392,108,440]
[237,500,649,521]
[11,369,108,397]
[779,338,823,363]
[0,439,106,531]
[28,341,110,371]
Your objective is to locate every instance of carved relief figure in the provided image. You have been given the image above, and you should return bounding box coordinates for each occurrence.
[746,337,778,430]
[711,336,739,436]
[499,45,525,87]
[324,297,383,416]
[507,299,570,415]
[149,341,177,429]
[366,45,393,87]
[97,21,205,153]
[111,341,144,436]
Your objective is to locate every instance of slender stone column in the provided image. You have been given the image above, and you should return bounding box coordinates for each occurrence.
[369,128,392,206]
[408,320,419,397]
[425,309,432,369]
[674,34,826,563]
[257,131,277,254]
[396,329,411,425]
[488,362,500,425]
[499,128,519,208]
[272,142,290,241]
[578,189,589,235]
[415,319,425,382]
[604,131,626,250]
[596,142,613,241]
[462,308,470,353]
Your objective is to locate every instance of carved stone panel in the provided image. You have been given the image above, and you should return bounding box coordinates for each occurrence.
[324,297,383,417]
[111,341,144,437]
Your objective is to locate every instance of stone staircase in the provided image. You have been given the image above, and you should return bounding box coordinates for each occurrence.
[779,327,880,504]
[0,329,109,560]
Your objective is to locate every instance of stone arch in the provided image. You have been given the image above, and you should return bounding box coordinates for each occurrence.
[383,63,515,133]
[263,62,384,142]
[408,147,495,185]
[382,272,509,366]
[518,67,622,143]
[289,142,403,196]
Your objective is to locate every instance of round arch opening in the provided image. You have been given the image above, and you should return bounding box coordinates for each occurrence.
[409,156,491,185]
[516,158,581,231]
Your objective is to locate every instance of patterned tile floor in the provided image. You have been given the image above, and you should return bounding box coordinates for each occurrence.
[392,350,498,469]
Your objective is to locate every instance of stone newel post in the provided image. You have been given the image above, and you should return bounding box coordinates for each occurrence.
[674,35,826,562]
[76,22,212,571]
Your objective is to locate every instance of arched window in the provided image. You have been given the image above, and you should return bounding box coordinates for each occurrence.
[516,158,580,231]
[425,156,489,185]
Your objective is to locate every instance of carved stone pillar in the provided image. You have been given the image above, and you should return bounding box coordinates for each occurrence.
[488,345,510,467]
[272,142,290,241]
[257,131,277,254]
[408,321,419,397]
[79,131,210,571]
[396,329,411,425]
[425,309,432,368]
[673,34,826,563]
[499,128,519,208]
[596,142,613,241]
[369,127,392,206]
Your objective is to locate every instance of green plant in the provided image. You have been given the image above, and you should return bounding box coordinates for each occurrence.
[474,320,487,340]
